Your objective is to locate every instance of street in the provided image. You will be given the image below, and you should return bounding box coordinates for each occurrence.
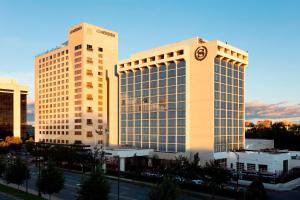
[267,187,300,200]
[27,167,201,200]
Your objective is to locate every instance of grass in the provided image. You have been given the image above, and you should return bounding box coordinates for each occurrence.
[0,183,46,200]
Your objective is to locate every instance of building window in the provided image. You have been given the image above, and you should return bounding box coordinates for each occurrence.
[87,57,93,64]
[75,44,82,50]
[87,44,93,51]
[98,47,103,52]
[247,163,256,171]
[75,125,82,129]
[75,131,82,135]
[87,107,93,112]
[87,131,93,137]
[87,94,93,100]
[87,119,93,125]
[237,162,244,172]
[86,69,93,76]
[258,164,268,172]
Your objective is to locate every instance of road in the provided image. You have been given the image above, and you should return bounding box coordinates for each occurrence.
[27,167,201,200]
[267,187,300,200]
[0,193,15,200]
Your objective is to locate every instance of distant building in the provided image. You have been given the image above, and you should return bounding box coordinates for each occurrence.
[257,120,272,128]
[0,78,28,139]
[216,149,300,175]
[245,138,274,150]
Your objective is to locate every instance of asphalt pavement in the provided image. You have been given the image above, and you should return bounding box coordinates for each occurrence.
[27,167,201,200]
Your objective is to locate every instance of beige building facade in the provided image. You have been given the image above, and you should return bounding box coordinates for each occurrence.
[118,38,248,159]
[0,78,28,139]
[35,23,118,145]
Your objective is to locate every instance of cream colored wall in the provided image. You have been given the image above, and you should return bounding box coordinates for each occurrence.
[0,78,28,138]
[187,41,217,157]
[35,23,118,145]
[35,45,68,143]
[118,37,248,161]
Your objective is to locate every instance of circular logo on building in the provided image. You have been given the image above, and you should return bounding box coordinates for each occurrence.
[194,46,208,61]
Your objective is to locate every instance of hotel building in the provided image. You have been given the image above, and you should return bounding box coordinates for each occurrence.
[118,38,248,159]
[0,78,28,139]
[35,23,118,145]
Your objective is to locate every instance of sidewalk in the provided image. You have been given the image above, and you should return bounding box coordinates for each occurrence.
[0,179,61,200]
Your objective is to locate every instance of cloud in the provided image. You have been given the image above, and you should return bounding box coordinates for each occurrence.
[246,101,300,121]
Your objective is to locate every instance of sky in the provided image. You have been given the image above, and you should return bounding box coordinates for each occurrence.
[0,0,300,123]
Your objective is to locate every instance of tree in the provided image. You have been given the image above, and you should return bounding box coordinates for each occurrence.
[0,156,6,177]
[25,137,35,155]
[5,136,22,151]
[37,161,64,199]
[246,179,266,200]
[204,160,231,189]
[77,168,110,200]
[148,176,179,200]
[4,156,30,189]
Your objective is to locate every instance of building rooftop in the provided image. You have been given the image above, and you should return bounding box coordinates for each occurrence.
[35,41,68,58]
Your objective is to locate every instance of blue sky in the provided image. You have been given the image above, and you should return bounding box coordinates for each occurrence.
[0,0,300,121]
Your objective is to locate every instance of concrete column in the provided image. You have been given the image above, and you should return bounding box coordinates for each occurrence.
[13,89,21,138]
[120,157,125,172]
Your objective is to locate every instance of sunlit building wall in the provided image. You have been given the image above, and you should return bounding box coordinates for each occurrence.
[35,23,118,145]
[118,38,248,159]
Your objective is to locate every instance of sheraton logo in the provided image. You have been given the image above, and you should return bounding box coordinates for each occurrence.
[194,46,208,61]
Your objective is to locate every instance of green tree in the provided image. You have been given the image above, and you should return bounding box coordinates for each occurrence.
[37,161,64,199]
[0,156,6,177]
[148,176,179,200]
[25,138,35,155]
[246,179,266,200]
[77,168,110,200]
[4,156,30,189]
[204,160,231,189]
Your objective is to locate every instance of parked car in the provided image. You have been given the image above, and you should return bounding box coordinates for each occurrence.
[191,179,205,185]
[173,176,186,183]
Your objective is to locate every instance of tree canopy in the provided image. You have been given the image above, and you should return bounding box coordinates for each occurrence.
[77,169,110,200]
[148,176,179,200]
[4,156,30,189]
[37,161,64,199]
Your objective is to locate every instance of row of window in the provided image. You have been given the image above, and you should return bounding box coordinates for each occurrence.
[119,52,184,68]
[38,49,69,64]
[40,138,69,144]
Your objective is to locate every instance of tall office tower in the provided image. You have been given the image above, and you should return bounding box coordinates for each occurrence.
[0,78,28,139]
[35,23,118,146]
[118,38,248,159]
